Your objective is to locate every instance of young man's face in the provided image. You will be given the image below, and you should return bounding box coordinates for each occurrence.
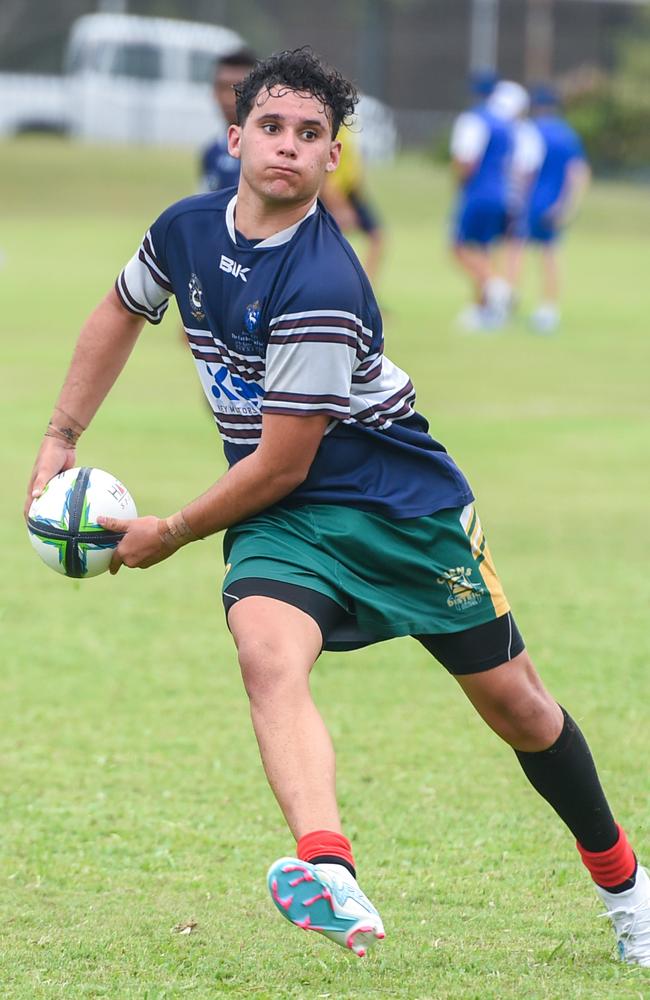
[214,63,251,126]
[228,86,341,207]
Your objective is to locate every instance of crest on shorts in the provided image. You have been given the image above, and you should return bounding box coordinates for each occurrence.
[189,273,205,321]
[436,566,485,610]
[244,300,261,334]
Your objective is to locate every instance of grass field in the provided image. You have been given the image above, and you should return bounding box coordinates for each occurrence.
[1,137,650,999]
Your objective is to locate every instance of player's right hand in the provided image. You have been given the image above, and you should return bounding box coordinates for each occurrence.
[24,437,77,520]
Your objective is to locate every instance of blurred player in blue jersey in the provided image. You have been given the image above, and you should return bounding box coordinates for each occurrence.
[509,84,591,333]
[200,48,257,192]
[27,50,650,968]
[450,79,529,330]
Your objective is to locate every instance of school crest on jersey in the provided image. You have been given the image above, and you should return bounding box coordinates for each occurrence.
[244,300,261,334]
[231,300,264,355]
[189,273,205,321]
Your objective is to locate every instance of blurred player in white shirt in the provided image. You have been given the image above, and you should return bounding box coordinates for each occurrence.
[450,80,529,330]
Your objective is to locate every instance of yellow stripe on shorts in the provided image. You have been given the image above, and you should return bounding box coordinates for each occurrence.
[459,504,510,617]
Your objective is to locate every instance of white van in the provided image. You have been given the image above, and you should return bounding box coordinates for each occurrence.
[64,13,244,146]
[0,13,396,158]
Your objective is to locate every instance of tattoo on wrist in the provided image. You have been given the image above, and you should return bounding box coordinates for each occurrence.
[160,510,198,549]
[45,422,80,445]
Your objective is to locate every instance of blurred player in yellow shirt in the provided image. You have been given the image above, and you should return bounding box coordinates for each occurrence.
[320,125,385,285]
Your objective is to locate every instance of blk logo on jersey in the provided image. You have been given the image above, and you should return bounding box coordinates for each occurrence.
[220,254,250,283]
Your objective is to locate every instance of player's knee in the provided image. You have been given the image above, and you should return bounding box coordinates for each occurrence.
[483,654,561,747]
[492,686,560,748]
[499,691,555,744]
[236,636,306,703]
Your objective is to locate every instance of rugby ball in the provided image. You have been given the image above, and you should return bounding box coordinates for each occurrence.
[27,466,137,578]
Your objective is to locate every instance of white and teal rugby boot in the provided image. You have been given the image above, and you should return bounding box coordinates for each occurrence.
[596,866,650,967]
[267,857,385,957]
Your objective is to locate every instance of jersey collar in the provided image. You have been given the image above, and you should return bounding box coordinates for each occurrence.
[225,194,318,249]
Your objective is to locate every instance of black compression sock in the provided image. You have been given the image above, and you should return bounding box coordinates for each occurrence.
[310,855,356,878]
[514,707,619,853]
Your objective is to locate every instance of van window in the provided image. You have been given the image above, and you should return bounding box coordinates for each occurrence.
[188,50,217,85]
[110,43,162,80]
[65,40,109,75]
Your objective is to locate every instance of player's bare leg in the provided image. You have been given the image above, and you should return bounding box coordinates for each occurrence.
[453,244,510,329]
[541,245,560,304]
[453,244,491,304]
[228,596,339,836]
[455,649,650,966]
[531,245,560,332]
[454,649,562,751]
[228,596,385,956]
[504,237,526,298]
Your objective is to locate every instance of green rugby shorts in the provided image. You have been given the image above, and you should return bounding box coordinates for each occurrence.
[222,503,511,650]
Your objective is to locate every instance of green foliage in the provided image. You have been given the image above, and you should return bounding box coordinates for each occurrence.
[566,84,650,175]
[616,7,650,84]
[565,9,650,174]
[1,139,650,998]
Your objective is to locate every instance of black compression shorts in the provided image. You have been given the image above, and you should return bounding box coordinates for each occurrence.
[222,578,525,675]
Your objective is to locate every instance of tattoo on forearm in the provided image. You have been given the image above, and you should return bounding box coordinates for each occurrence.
[53,406,86,432]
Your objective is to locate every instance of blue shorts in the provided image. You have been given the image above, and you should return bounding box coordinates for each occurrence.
[513,202,560,244]
[526,210,559,244]
[453,197,509,246]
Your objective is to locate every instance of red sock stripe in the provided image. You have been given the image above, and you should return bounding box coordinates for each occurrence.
[296,830,355,870]
[577,824,636,887]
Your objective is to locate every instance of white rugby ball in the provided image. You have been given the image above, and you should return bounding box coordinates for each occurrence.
[27,467,137,578]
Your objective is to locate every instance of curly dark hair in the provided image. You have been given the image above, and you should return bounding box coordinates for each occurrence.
[233,47,358,138]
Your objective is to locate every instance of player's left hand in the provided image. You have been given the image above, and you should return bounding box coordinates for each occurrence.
[98,515,174,574]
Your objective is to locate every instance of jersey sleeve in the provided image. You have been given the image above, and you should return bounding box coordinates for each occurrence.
[567,127,586,162]
[115,215,173,325]
[450,112,489,163]
[512,120,545,175]
[263,267,372,421]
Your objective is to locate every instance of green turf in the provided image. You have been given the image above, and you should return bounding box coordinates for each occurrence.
[1,137,649,999]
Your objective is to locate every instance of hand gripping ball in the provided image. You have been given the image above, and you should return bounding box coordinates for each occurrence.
[27,467,137,578]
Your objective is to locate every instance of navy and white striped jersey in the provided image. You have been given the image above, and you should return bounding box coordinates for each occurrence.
[116,190,472,518]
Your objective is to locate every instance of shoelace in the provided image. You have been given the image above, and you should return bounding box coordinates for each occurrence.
[600,901,650,959]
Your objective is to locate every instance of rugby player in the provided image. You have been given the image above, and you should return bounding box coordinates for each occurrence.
[200,48,257,193]
[450,80,528,330]
[26,49,649,966]
[509,84,591,333]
